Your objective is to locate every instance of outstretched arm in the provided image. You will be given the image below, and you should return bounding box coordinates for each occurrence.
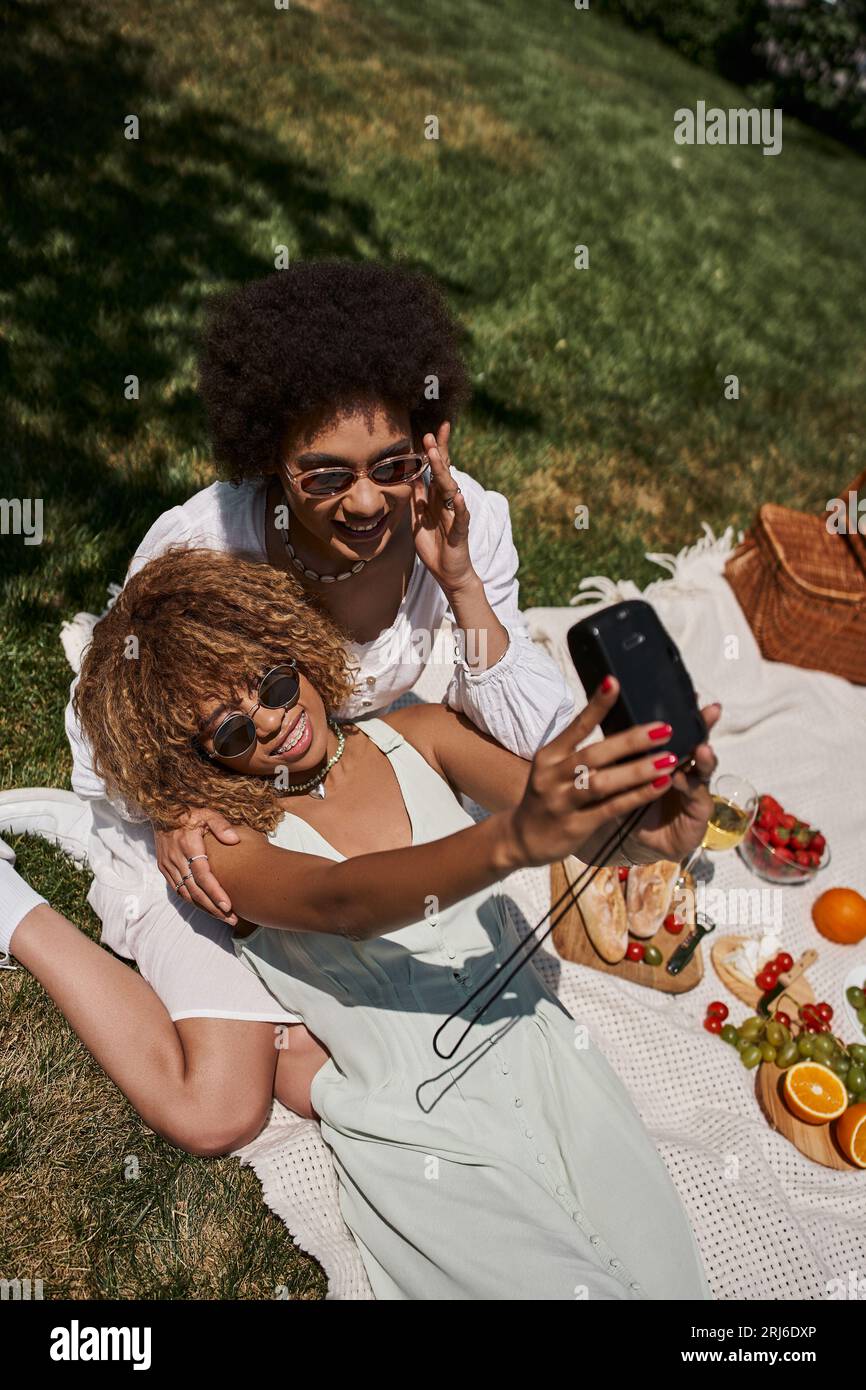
[205,680,685,941]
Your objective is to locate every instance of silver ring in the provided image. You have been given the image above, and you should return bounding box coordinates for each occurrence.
[174,878,185,893]
[187,854,209,865]
[443,488,461,512]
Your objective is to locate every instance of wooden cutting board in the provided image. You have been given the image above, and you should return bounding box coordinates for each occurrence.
[711,935,815,1013]
[756,1062,862,1171]
[550,859,702,993]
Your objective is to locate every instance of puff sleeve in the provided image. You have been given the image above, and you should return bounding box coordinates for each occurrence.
[442,482,577,759]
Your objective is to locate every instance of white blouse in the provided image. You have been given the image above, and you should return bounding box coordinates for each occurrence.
[65,468,577,807]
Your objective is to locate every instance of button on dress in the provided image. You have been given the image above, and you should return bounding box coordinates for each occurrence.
[234,718,712,1301]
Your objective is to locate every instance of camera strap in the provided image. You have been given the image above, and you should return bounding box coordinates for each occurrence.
[432,755,696,1059]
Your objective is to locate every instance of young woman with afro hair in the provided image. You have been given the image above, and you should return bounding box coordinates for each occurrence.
[14,260,578,1154]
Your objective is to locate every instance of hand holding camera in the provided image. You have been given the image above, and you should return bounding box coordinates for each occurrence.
[507,600,721,872]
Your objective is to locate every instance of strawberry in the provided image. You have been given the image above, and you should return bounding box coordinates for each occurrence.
[791,827,812,849]
[777,813,797,831]
[757,808,779,831]
[769,826,791,848]
[806,851,821,867]
[808,832,826,855]
[777,846,795,862]
[794,850,811,867]
[760,794,783,816]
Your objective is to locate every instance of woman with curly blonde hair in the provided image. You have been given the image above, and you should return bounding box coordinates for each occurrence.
[7,546,718,1299]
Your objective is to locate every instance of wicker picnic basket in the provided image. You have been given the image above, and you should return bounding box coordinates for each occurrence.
[724,468,866,684]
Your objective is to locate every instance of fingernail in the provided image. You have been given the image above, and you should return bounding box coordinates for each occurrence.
[219,902,230,913]
[652,775,671,789]
[601,675,614,693]
[648,723,672,741]
[653,753,677,769]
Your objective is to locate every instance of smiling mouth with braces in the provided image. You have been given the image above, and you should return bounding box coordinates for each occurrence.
[273,709,308,756]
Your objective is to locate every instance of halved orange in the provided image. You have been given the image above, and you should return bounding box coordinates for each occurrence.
[835,1102,866,1168]
[782,1062,848,1125]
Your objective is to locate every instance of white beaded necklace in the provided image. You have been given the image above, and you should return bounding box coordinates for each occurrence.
[280,505,369,583]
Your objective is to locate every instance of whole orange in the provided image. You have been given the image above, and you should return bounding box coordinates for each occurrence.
[810,888,866,945]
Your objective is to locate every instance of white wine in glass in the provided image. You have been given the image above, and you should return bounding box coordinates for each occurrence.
[682,774,758,882]
[702,795,754,852]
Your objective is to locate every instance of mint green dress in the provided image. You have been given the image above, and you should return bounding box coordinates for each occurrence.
[234,718,712,1301]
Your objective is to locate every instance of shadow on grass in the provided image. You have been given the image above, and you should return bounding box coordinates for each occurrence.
[0,0,408,617]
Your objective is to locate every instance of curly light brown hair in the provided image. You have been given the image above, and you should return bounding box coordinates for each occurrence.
[74,547,356,833]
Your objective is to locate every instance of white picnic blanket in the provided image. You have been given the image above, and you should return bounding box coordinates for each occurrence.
[54,528,866,1299]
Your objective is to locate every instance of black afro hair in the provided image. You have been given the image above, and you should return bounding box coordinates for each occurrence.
[197,258,473,483]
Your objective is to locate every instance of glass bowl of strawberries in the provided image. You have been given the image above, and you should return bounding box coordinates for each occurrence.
[737,793,831,885]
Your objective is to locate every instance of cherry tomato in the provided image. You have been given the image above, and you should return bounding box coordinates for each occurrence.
[816,1002,833,1023]
[663,913,684,934]
[626,942,645,962]
[703,1016,723,1034]
[617,866,630,881]
[706,1001,729,1021]
[773,1011,791,1028]
[756,971,777,991]
[774,953,794,973]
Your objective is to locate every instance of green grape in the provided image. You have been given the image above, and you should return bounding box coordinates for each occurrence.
[846,986,865,1010]
[737,1037,753,1054]
[830,1055,851,1079]
[740,1045,762,1069]
[766,1023,787,1048]
[848,1044,866,1064]
[759,1042,777,1063]
[721,1024,740,1046]
[643,945,662,967]
[797,1034,816,1058]
[847,1065,866,1093]
[857,1006,866,1026]
[740,1017,764,1041]
[813,1034,835,1060]
[776,1041,799,1068]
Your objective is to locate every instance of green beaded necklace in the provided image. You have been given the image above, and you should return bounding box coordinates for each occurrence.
[284,717,346,799]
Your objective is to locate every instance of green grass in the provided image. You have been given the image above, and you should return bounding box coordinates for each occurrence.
[2,0,865,1298]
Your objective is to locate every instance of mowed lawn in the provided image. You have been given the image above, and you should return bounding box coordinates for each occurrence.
[2,0,865,1298]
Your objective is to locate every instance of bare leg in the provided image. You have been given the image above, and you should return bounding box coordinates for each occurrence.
[10,904,330,1156]
[272,1020,331,1121]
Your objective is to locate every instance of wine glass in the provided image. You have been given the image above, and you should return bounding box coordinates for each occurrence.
[680,773,758,885]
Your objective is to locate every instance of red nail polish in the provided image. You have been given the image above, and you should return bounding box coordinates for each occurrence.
[653,753,677,769]
[648,723,672,741]
[601,676,614,693]
[652,775,671,789]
